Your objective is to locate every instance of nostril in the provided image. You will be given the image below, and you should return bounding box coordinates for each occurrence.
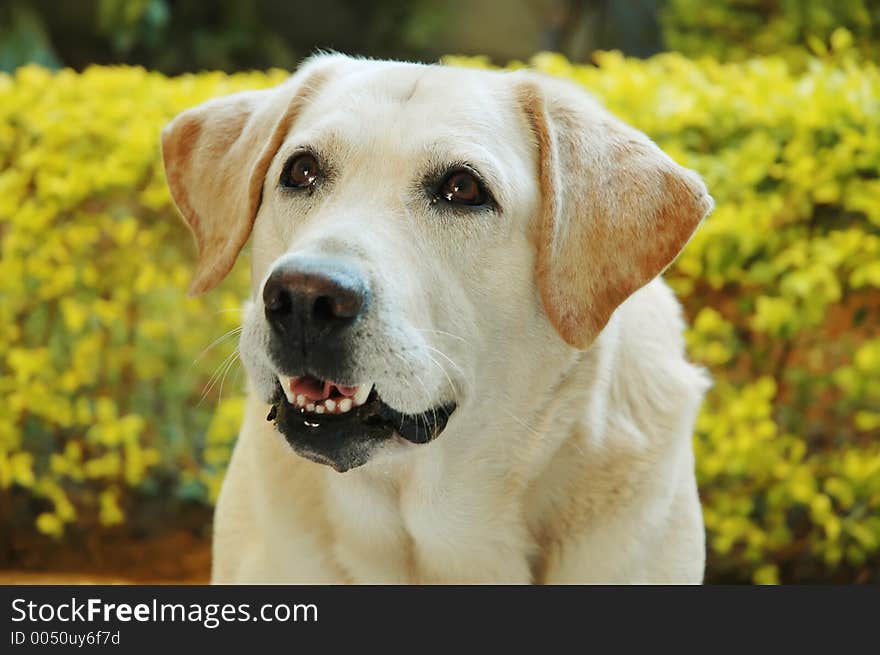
[312,290,363,323]
[312,295,338,322]
[263,282,292,317]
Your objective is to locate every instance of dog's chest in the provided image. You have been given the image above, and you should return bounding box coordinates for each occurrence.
[323,456,534,584]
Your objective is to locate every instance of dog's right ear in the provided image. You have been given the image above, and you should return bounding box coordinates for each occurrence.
[161,58,337,295]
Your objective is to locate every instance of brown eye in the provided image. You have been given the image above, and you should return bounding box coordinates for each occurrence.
[438,170,488,206]
[282,152,321,189]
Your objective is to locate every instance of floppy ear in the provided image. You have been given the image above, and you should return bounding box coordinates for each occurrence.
[517,76,713,349]
[161,61,334,295]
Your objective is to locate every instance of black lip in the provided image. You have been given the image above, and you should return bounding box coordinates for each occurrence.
[267,381,456,472]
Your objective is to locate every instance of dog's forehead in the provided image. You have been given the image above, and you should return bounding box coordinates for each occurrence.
[299,61,518,138]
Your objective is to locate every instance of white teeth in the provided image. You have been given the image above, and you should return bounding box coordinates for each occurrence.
[278,375,296,403]
[286,383,373,415]
[353,384,372,406]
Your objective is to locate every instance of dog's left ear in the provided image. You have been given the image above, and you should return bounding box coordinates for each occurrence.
[161,59,335,295]
[518,75,713,349]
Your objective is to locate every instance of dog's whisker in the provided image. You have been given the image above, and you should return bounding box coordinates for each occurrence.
[424,352,460,399]
[414,328,471,345]
[499,407,541,437]
[201,351,235,397]
[216,348,241,405]
[231,358,244,389]
[424,345,471,393]
[199,348,240,406]
[411,372,439,438]
[380,360,408,435]
[199,356,235,406]
[390,351,437,435]
[191,326,242,369]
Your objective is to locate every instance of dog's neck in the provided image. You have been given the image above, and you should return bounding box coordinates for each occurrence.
[316,318,622,583]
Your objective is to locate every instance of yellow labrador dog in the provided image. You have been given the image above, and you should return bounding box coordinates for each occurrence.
[162,54,713,584]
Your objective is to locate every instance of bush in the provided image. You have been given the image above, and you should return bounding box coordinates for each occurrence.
[0,66,288,544]
[661,0,880,66]
[2,47,878,582]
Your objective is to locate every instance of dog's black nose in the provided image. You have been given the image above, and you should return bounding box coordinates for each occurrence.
[263,258,369,338]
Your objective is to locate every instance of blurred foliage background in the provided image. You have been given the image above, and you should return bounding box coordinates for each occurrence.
[0,0,878,583]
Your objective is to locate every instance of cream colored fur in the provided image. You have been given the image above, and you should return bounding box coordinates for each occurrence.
[162,54,713,584]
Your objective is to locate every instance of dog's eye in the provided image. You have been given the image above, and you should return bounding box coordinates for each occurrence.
[281,153,321,189]
[436,170,488,206]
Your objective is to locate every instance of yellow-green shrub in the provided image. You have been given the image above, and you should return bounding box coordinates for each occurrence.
[0,66,288,540]
[661,0,880,67]
[2,47,878,582]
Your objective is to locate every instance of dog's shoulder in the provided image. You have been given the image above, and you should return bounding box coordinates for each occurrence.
[605,277,711,436]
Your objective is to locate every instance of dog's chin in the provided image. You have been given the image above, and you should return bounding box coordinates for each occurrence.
[266,381,456,473]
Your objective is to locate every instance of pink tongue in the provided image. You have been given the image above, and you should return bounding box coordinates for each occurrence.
[290,377,326,401]
[289,377,357,401]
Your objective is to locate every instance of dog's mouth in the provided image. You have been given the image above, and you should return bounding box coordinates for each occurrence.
[278,375,375,415]
[267,374,456,472]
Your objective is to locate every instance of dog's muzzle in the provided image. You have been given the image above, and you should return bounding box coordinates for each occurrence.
[261,256,456,472]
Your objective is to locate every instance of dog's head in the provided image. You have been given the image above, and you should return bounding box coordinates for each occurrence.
[161,54,712,472]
